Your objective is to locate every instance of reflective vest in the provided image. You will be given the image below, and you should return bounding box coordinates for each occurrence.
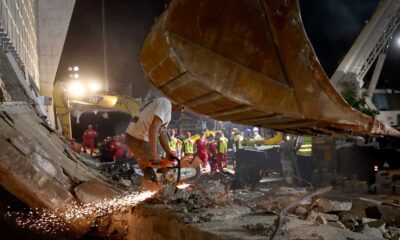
[177,139,183,153]
[183,139,194,154]
[218,137,228,154]
[296,136,312,156]
[232,134,242,150]
[169,136,178,151]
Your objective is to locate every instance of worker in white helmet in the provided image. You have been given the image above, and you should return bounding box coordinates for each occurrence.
[252,127,264,140]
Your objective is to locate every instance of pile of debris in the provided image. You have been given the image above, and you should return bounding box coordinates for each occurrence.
[137,175,400,240]
[268,189,400,240]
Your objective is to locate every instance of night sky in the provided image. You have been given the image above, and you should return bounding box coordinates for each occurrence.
[300,0,400,90]
[56,0,400,98]
[55,0,165,98]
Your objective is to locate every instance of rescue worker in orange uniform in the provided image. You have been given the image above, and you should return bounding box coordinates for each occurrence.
[110,135,124,162]
[207,134,223,173]
[82,124,98,155]
[195,132,209,170]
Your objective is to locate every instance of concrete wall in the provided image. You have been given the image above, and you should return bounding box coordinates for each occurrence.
[127,205,221,240]
[37,0,75,98]
[37,0,75,125]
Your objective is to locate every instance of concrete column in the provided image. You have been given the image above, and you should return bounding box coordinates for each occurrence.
[37,0,76,126]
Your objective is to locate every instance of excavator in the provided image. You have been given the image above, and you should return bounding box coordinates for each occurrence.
[53,81,141,139]
[140,0,400,138]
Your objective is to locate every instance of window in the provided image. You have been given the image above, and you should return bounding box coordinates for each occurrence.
[372,93,389,111]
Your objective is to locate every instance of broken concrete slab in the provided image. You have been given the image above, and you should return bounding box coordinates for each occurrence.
[306,211,339,222]
[315,214,328,225]
[356,224,385,239]
[352,197,382,208]
[338,209,367,222]
[391,233,400,240]
[274,187,308,196]
[294,206,308,216]
[315,197,334,213]
[127,205,221,240]
[0,77,12,102]
[0,136,75,209]
[389,226,400,236]
[275,217,381,240]
[0,102,130,239]
[328,221,346,229]
[365,219,386,229]
[377,205,400,227]
[330,200,352,211]
[74,179,119,204]
[198,180,227,199]
[202,205,251,222]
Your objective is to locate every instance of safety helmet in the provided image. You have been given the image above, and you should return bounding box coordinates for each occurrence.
[252,127,259,132]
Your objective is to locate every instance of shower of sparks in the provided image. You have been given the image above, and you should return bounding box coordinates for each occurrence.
[176,183,192,189]
[4,191,155,236]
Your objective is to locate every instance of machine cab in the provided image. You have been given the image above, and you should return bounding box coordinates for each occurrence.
[372,89,400,129]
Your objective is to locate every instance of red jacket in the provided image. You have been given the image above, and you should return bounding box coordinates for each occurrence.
[83,129,97,143]
[110,140,124,161]
[208,141,217,158]
[195,137,208,156]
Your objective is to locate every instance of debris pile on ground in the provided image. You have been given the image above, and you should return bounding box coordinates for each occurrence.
[139,175,400,240]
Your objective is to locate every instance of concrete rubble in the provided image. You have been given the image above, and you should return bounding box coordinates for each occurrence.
[116,182,400,240]
[90,178,396,240]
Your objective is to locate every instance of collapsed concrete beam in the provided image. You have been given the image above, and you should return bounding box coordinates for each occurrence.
[0,102,123,237]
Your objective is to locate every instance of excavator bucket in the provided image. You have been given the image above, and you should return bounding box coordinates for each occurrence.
[140,0,400,137]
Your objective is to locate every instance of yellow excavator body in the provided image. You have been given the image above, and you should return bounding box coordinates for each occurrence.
[53,82,140,139]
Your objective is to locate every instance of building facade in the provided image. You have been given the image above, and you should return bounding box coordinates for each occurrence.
[0,0,75,125]
[0,0,39,86]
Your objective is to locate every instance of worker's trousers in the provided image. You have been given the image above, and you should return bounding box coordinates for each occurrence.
[126,134,161,191]
[211,155,224,173]
[82,140,94,155]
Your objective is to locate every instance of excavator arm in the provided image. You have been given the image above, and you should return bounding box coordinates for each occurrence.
[140,0,400,137]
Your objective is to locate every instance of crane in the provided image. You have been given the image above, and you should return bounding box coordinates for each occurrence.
[330,0,400,128]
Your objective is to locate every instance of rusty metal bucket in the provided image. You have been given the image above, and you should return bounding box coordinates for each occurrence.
[140,0,400,137]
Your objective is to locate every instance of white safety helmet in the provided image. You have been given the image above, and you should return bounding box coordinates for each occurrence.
[252,127,259,132]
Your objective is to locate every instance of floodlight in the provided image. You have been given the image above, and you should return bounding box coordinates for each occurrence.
[88,82,101,92]
[68,82,85,97]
